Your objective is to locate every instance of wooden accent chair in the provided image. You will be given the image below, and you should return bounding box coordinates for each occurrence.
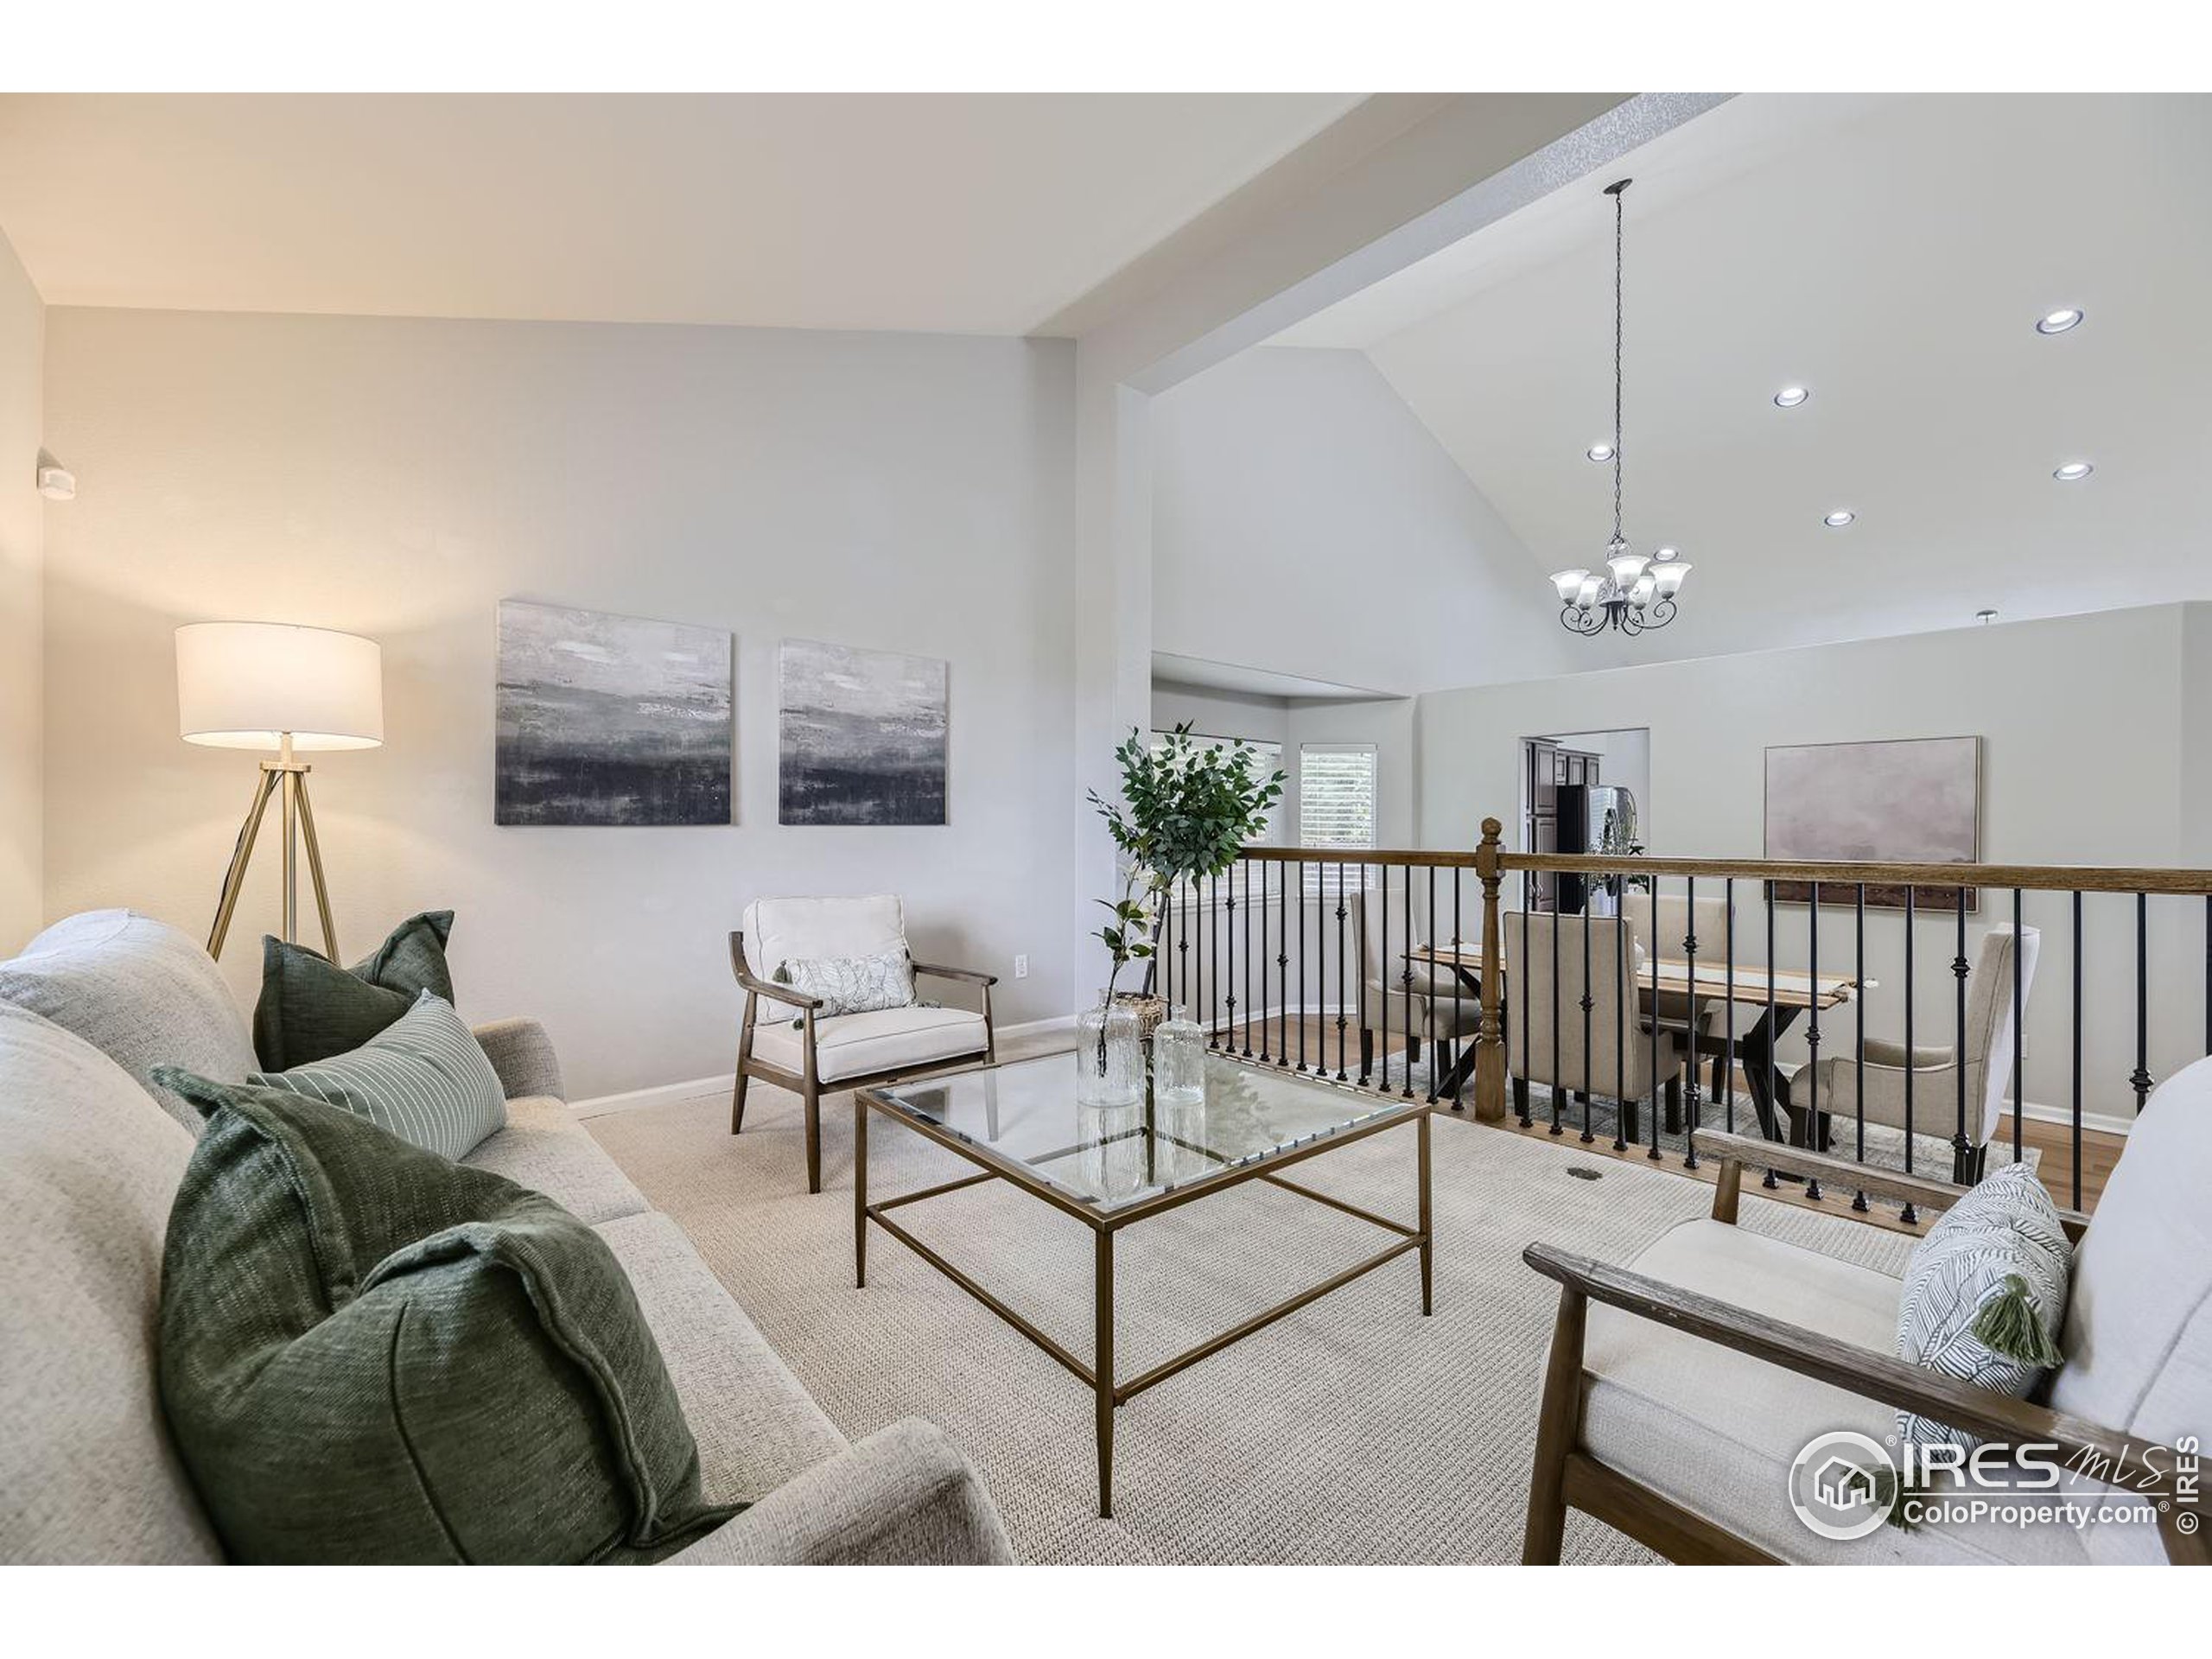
[729,895,996,1193]
[1519,1051,2212,1566]
[1503,912,1688,1141]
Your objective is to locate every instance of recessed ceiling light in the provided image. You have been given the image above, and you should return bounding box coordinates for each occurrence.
[1654,546,1680,560]
[2054,461,2094,481]
[1823,511,1856,529]
[1773,385,1810,408]
[1586,442,1615,462]
[2036,308,2084,335]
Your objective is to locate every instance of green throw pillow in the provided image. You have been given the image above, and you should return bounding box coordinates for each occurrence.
[253,909,456,1071]
[251,990,507,1160]
[151,1072,739,1564]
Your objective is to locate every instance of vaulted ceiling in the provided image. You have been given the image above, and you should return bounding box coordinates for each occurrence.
[1274,93,2212,666]
[0,93,1364,334]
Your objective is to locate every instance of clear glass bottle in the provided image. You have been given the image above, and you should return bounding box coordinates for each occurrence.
[1151,1003,1209,1183]
[1075,991,1144,1109]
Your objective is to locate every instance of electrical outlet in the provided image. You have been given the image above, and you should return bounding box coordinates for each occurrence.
[1014,954,1030,980]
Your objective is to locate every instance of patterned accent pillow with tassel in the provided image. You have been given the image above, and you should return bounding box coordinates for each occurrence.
[1892,1161,2072,1455]
[772,949,917,1022]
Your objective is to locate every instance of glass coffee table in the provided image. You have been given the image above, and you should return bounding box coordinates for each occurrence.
[855,1051,1436,1517]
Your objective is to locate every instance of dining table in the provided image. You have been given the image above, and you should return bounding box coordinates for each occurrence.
[1405,939,1872,1145]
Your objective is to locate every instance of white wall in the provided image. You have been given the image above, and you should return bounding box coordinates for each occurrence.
[1151,346,1570,697]
[1418,604,2202,1135]
[0,230,41,950]
[1149,681,1290,748]
[41,308,1077,1098]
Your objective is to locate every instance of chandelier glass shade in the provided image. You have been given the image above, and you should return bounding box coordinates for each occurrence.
[1553,177,1688,638]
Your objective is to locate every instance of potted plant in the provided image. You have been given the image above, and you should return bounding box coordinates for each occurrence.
[1086,722,1286,1036]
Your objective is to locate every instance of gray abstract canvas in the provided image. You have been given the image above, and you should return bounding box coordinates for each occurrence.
[496,600,732,826]
[1765,735,1980,909]
[779,638,948,826]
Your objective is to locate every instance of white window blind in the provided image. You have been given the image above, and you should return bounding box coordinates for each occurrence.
[1299,743,1377,893]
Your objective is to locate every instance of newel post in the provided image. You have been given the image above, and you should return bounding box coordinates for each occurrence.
[1473,817,1509,1122]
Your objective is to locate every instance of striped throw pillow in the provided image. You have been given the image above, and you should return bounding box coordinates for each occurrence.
[250,991,507,1160]
[1893,1161,2072,1453]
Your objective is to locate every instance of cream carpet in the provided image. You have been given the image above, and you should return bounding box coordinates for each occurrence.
[588,1054,1915,1565]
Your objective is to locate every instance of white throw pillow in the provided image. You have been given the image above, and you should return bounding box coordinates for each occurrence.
[1893,1162,2072,1452]
[772,949,917,1021]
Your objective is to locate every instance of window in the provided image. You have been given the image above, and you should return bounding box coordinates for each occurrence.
[1299,744,1377,892]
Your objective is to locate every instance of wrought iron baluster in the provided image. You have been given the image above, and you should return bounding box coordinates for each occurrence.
[1210,872,1222,1048]
[1805,887,1822,1200]
[1256,863,1271,1065]
[1240,861,1253,1060]
[1452,866,1465,1111]
[1764,883,1778,1189]
[1902,886,1917,1223]
[1853,884,1868,1212]
[1374,869,1388,1087]
[1682,875,1700,1170]
[1523,870,1538,1131]
[1334,862,1349,1082]
[1602,900,1618,1148]
[1649,884,1662,1162]
[2071,890,2083,1209]
[1581,888,1594,1142]
[2132,891,2151,1110]
[1426,866,1439,1103]
[1954,889,1972,1185]
[1296,861,1307,1074]
[1277,856,1289,1069]
[2012,887,2025,1167]
[1724,878,1736,1136]
[1403,871,1418,1099]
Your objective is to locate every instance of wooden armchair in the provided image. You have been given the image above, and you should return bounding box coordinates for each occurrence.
[730,895,996,1193]
[1521,1063,2212,1564]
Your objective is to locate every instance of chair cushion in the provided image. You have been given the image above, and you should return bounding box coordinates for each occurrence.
[250,991,507,1160]
[2050,1052,2212,1562]
[251,909,455,1071]
[0,1004,222,1563]
[1892,1162,2069,1453]
[1577,1217,2085,1564]
[745,894,906,1022]
[753,1006,988,1085]
[594,1211,848,1504]
[0,908,256,1137]
[153,1074,735,1563]
[461,1096,651,1226]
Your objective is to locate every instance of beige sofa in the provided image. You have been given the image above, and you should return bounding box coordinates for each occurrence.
[0,909,1012,1566]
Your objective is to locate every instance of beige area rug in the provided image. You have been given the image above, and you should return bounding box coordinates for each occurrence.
[587,1058,1915,1565]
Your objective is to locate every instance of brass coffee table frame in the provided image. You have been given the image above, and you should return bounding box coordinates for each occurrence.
[853,1065,1435,1518]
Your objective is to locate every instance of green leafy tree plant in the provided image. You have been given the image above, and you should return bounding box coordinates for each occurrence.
[1087,723,1285,1001]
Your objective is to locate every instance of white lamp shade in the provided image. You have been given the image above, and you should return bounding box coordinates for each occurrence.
[1652,559,1693,597]
[1606,551,1650,589]
[176,622,384,751]
[1548,568,1591,602]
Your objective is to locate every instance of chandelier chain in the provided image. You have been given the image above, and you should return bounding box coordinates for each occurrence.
[1612,180,1624,549]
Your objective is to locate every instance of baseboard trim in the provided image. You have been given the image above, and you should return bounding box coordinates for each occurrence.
[569,1013,1078,1120]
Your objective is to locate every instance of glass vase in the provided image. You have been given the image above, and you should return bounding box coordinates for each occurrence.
[1076,991,1144,1109]
[1151,1003,1210,1184]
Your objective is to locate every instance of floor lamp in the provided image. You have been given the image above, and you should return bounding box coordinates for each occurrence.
[177,621,384,962]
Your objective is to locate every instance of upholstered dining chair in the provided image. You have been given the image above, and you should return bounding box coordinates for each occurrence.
[1355,882,1479,1081]
[1623,889,1752,1128]
[1800,925,2040,1183]
[729,894,996,1193]
[1503,912,1688,1142]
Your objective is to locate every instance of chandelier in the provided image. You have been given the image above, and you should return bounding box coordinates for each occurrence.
[1550,178,1690,636]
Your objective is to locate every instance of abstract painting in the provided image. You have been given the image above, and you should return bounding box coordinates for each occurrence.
[1765,735,1981,910]
[778,638,948,826]
[495,600,732,826]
